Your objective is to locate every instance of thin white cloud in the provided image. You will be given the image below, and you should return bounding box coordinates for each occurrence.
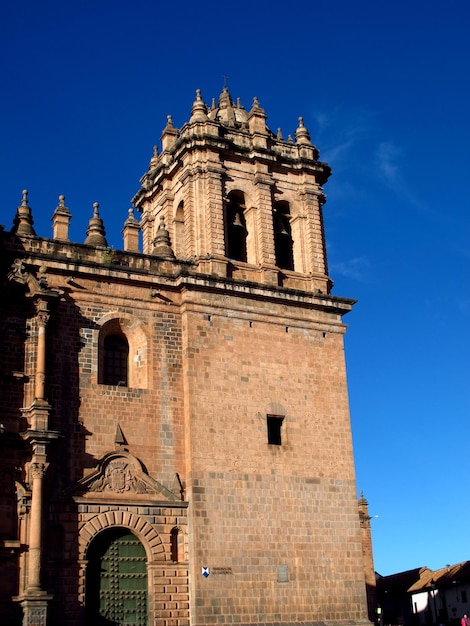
[312,107,375,171]
[375,141,402,188]
[329,256,371,282]
[373,141,432,214]
[312,106,432,217]
[322,138,356,165]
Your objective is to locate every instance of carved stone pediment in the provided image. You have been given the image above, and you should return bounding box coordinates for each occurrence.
[74,451,177,501]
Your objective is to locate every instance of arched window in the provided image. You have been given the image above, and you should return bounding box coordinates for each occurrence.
[273,201,294,271]
[102,333,129,386]
[174,200,186,258]
[226,191,247,262]
[97,317,149,389]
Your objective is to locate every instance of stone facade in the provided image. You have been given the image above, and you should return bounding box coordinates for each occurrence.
[0,88,373,626]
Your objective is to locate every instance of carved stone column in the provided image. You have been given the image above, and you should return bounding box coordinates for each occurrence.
[16,293,58,626]
[27,460,47,592]
[252,169,278,286]
[297,187,328,278]
[16,427,57,626]
[34,301,49,407]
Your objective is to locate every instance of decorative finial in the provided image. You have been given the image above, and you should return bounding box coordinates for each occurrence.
[123,207,140,227]
[54,194,70,214]
[162,114,178,134]
[190,88,208,122]
[295,116,312,145]
[277,128,284,140]
[122,208,140,252]
[249,96,265,116]
[151,215,175,259]
[149,145,159,169]
[12,189,36,236]
[219,85,233,109]
[84,202,108,247]
[52,194,72,241]
[235,97,245,111]
[161,113,178,151]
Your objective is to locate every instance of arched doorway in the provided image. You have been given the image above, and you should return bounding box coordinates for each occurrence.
[85,528,148,626]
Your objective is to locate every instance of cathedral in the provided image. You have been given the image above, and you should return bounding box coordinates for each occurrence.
[0,87,374,626]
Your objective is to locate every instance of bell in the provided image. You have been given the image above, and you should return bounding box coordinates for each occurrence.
[277,219,289,236]
[232,212,244,227]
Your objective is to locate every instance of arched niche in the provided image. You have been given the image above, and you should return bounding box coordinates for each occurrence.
[96,314,149,389]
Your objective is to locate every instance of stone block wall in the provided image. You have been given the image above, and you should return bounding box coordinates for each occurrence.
[180,288,365,625]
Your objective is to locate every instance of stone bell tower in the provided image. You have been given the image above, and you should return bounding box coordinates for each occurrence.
[131,86,368,626]
[133,87,331,294]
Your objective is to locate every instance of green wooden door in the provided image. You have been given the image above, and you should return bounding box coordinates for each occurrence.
[86,529,148,626]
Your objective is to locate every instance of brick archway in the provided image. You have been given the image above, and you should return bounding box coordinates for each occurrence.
[77,510,167,618]
[79,510,165,563]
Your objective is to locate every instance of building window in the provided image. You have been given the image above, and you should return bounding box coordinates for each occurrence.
[174,200,186,258]
[273,201,294,271]
[226,190,247,262]
[102,333,129,386]
[170,527,180,562]
[462,590,468,603]
[267,415,284,445]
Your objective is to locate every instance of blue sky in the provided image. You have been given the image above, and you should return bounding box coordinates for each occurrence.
[2,0,469,576]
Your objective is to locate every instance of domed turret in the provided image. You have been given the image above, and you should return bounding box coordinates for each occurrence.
[207,86,249,129]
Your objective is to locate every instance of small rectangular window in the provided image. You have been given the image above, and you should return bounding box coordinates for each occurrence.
[462,590,467,603]
[267,415,284,445]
